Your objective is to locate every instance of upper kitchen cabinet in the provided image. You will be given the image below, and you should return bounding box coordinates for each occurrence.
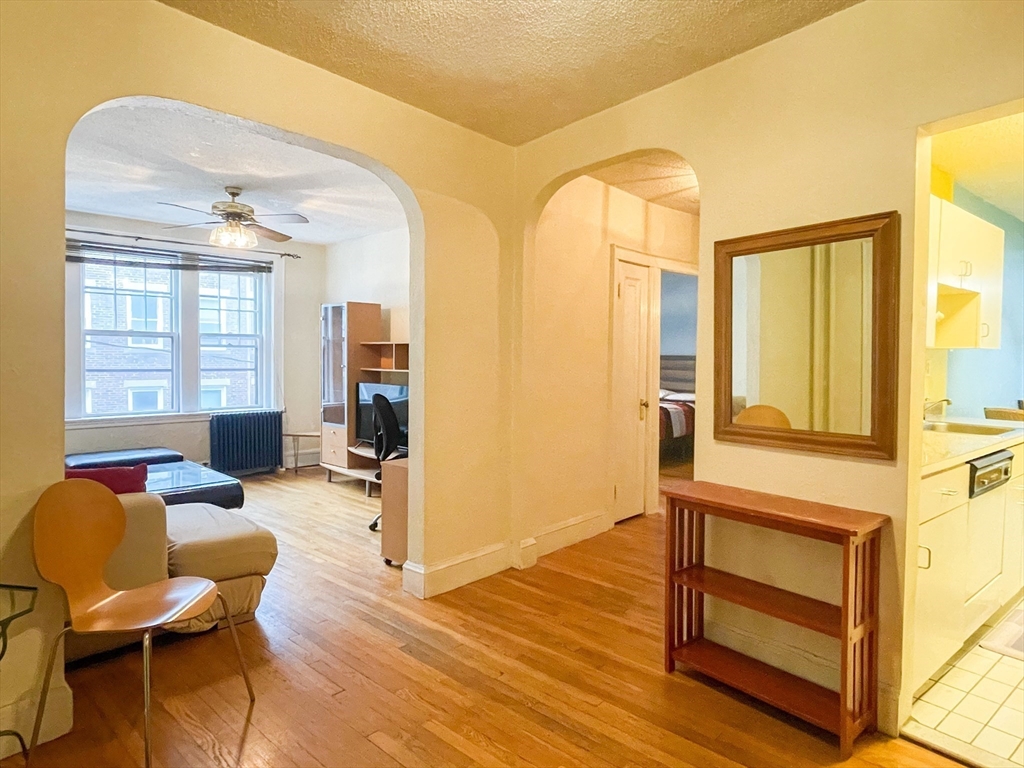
[927,195,1005,349]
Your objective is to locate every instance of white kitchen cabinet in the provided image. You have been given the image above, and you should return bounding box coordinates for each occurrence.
[1002,457,1024,602]
[965,485,1007,635]
[928,196,1005,349]
[913,504,968,693]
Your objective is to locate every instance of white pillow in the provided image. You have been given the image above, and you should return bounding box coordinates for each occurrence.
[659,389,675,399]
[663,392,695,403]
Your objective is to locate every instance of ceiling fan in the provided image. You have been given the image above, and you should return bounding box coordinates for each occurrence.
[159,186,309,248]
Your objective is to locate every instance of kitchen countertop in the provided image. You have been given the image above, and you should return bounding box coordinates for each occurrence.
[921,417,1024,476]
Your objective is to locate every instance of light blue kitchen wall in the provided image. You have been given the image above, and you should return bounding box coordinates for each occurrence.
[946,185,1024,418]
[661,272,698,355]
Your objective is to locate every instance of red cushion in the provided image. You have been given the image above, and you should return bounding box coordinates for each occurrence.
[65,464,148,495]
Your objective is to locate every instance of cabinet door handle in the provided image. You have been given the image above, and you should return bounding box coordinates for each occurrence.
[981,323,990,338]
[959,260,969,277]
[938,488,959,497]
[919,545,932,570]
[966,260,973,276]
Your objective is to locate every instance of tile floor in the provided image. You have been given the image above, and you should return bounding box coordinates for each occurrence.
[909,642,1024,767]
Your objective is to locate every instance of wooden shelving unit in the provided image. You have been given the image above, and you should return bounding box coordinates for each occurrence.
[662,479,889,760]
[360,342,409,377]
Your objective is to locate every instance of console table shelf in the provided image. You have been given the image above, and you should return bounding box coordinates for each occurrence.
[672,565,843,638]
[672,638,841,734]
[662,479,889,760]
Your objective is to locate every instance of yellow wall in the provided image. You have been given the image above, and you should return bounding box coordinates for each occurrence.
[518,175,698,556]
[0,0,514,748]
[513,0,1023,733]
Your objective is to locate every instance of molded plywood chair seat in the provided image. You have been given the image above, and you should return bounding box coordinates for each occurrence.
[29,479,254,768]
[985,407,1024,422]
[734,405,793,430]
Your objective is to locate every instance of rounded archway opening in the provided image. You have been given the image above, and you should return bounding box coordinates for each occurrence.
[515,149,701,557]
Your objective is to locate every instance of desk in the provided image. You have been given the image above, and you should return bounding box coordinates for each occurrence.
[380,458,408,565]
[661,479,889,759]
[283,431,320,474]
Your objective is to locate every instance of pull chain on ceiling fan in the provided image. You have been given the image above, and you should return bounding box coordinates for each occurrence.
[158,186,309,249]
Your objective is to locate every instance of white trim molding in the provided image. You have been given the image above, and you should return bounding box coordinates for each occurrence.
[533,509,610,558]
[402,541,511,598]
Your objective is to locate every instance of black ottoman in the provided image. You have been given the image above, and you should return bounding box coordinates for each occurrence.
[146,461,245,510]
[65,447,184,470]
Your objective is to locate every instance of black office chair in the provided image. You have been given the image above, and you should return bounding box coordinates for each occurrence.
[369,394,407,532]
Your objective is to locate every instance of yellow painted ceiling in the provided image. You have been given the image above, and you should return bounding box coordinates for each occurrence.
[159,0,861,146]
[589,151,699,215]
[933,113,1024,221]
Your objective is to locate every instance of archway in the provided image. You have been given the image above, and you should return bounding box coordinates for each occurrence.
[513,149,701,566]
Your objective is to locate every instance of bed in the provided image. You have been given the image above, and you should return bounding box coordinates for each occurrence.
[659,355,696,459]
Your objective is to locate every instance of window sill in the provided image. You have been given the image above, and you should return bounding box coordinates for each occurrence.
[65,413,212,430]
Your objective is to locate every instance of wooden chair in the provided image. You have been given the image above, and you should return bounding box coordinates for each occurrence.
[734,404,792,429]
[29,479,255,768]
[985,407,1024,422]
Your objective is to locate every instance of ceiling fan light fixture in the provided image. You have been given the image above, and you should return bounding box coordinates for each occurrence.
[209,220,258,249]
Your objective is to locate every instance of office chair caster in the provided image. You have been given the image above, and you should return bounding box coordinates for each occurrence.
[369,514,380,532]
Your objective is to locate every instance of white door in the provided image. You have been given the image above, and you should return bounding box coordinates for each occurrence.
[611,260,650,522]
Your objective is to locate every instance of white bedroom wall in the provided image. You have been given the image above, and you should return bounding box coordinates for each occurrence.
[325,228,411,340]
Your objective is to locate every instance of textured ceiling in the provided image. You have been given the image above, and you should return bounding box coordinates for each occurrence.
[66,101,407,243]
[159,0,862,146]
[589,151,699,214]
[932,113,1024,221]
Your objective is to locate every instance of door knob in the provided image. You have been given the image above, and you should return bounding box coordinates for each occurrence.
[639,399,649,420]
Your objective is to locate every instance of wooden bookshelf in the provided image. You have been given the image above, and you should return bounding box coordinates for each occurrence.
[662,479,888,760]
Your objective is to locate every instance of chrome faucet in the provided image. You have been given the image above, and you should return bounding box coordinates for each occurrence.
[924,398,952,418]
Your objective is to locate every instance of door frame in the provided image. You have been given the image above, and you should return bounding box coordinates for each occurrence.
[609,245,698,521]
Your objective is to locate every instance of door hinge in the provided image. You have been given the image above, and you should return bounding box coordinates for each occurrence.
[613,484,617,500]
[617,283,621,298]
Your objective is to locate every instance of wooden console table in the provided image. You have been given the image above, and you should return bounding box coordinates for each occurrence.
[662,479,889,759]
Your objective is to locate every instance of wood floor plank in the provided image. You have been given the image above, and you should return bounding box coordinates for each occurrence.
[7,468,958,768]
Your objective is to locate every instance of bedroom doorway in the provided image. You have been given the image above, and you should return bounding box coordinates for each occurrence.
[659,271,698,482]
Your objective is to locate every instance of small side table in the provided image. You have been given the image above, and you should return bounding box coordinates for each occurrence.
[1,583,39,761]
[283,431,320,474]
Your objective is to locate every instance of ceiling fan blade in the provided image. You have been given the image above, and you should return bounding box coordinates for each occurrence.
[157,202,213,215]
[161,221,223,230]
[244,222,292,242]
[254,213,309,224]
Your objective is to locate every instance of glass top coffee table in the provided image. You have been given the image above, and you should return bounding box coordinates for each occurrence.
[145,461,245,509]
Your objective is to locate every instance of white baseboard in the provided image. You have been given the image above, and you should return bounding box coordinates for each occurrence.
[0,681,73,760]
[402,541,511,598]
[532,509,610,558]
[513,537,538,569]
[282,447,321,469]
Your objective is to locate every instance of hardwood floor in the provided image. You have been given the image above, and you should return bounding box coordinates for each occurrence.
[11,468,954,768]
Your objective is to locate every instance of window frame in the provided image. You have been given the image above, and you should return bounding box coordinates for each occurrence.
[66,255,275,422]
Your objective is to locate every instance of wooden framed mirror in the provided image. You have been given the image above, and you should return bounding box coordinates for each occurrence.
[714,211,900,460]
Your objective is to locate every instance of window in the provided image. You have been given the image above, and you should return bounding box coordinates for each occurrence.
[199,273,263,410]
[200,385,227,410]
[81,263,177,415]
[67,244,273,419]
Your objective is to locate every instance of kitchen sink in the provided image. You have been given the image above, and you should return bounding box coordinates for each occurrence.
[923,421,1014,435]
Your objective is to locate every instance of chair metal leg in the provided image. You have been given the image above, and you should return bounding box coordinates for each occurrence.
[28,624,71,766]
[142,629,152,768]
[217,594,255,702]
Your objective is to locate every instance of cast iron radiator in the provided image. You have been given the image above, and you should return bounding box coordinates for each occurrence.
[209,410,283,476]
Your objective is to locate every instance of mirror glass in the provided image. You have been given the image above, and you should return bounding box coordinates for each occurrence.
[730,237,873,435]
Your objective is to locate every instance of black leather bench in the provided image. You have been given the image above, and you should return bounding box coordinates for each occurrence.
[65,450,244,509]
[65,447,184,470]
